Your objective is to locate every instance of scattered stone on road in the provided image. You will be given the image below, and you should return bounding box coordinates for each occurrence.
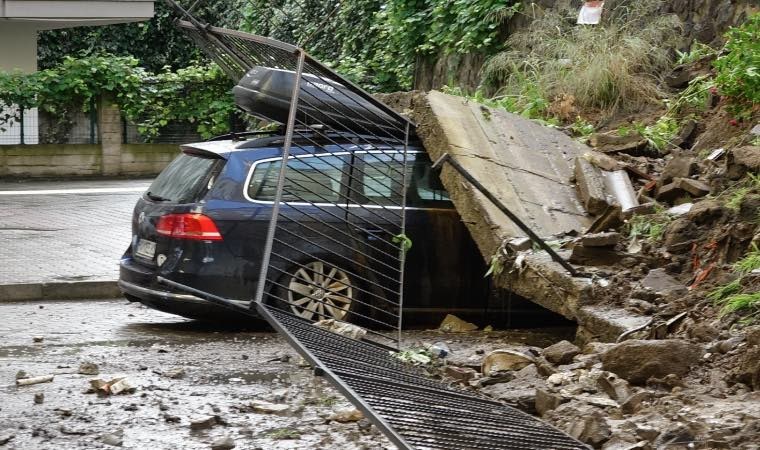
[189,416,218,431]
[100,430,124,447]
[211,436,235,450]
[77,362,99,375]
[16,375,54,386]
[33,393,44,404]
[481,349,535,376]
[328,408,364,423]
[249,401,291,415]
[438,314,478,332]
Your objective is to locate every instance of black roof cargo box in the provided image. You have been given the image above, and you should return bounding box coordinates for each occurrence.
[233,66,403,139]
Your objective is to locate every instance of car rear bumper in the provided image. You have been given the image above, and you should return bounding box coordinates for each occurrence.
[119,256,257,321]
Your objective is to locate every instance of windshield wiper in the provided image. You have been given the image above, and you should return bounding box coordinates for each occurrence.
[146,191,171,202]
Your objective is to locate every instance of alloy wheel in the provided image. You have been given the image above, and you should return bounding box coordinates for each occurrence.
[287,261,353,321]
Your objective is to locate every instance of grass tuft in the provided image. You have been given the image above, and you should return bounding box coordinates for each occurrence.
[482,0,681,114]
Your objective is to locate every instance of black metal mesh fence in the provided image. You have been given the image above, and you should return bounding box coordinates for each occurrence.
[0,106,99,145]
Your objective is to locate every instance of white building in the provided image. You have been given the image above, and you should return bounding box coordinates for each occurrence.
[0,0,155,143]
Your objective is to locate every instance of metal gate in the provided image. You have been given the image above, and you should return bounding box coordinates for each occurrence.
[161,1,588,448]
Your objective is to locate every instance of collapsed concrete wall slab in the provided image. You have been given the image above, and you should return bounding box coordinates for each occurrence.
[380,91,650,341]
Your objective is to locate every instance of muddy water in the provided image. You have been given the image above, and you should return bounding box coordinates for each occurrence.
[0,300,573,449]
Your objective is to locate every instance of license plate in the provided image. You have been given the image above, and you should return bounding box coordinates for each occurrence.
[135,239,156,260]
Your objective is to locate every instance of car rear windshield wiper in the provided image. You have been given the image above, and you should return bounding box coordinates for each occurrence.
[146,191,171,202]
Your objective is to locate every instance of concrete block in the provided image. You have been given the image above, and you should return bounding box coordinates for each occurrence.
[574,157,609,215]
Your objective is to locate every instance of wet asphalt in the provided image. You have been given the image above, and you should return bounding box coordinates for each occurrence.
[0,299,390,450]
[0,299,574,449]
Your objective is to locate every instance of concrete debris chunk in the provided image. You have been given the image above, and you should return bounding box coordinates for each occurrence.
[189,416,217,430]
[589,131,647,155]
[481,349,535,376]
[535,388,566,416]
[641,268,686,296]
[596,372,631,402]
[601,339,701,384]
[602,170,639,212]
[507,237,532,252]
[163,368,186,379]
[657,178,710,203]
[438,314,478,332]
[34,393,44,404]
[211,436,236,450]
[580,232,621,248]
[328,408,364,423]
[16,375,54,386]
[78,362,99,375]
[583,151,624,172]
[444,366,478,383]
[100,429,124,447]
[574,157,609,215]
[249,401,291,415]
[88,377,135,395]
[15,370,28,380]
[313,319,367,340]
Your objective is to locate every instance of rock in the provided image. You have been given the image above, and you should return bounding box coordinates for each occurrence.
[731,145,760,172]
[665,66,693,89]
[568,408,612,446]
[0,429,15,445]
[249,401,291,415]
[543,340,581,365]
[32,336,44,343]
[657,178,710,203]
[589,132,648,155]
[443,366,478,383]
[100,430,124,447]
[429,341,451,358]
[686,199,726,225]
[438,314,478,332]
[665,203,692,216]
[108,378,135,395]
[163,413,180,423]
[329,408,363,423]
[34,393,44,404]
[78,362,99,376]
[745,326,760,347]
[654,424,695,448]
[688,322,719,342]
[535,388,565,416]
[15,370,28,380]
[481,349,535,376]
[596,372,631,402]
[580,232,621,247]
[640,269,686,297]
[570,245,624,266]
[674,119,698,149]
[660,156,697,185]
[211,436,236,450]
[190,416,217,430]
[602,436,651,450]
[356,418,372,432]
[731,346,760,390]
[663,218,698,252]
[163,368,186,379]
[602,339,701,384]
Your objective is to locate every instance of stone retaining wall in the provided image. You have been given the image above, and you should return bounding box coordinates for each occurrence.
[0,143,178,178]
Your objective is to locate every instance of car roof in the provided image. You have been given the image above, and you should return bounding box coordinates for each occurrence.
[181,133,420,160]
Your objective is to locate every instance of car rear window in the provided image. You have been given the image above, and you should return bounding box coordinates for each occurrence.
[147,153,222,203]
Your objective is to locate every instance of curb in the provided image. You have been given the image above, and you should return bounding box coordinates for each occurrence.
[0,281,122,302]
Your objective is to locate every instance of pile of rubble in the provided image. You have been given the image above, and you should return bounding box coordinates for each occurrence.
[381,88,759,448]
[428,323,760,449]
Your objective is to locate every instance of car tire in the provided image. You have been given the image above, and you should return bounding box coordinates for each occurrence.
[272,260,359,322]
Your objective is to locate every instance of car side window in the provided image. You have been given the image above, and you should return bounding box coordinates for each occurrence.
[248,155,346,204]
[356,152,452,208]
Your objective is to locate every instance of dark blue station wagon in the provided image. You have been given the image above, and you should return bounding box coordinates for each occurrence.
[119,132,488,324]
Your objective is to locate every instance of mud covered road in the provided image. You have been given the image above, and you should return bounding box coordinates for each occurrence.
[0,299,573,449]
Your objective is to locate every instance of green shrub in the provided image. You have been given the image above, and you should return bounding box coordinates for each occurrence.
[714,13,760,107]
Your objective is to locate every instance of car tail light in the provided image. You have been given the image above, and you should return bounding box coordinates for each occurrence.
[156,214,223,241]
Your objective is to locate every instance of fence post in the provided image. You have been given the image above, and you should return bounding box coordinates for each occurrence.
[19,106,25,145]
[98,95,125,176]
[89,98,97,145]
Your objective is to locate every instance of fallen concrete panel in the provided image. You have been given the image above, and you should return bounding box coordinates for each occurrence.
[383,91,650,341]
[409,91,593,259]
